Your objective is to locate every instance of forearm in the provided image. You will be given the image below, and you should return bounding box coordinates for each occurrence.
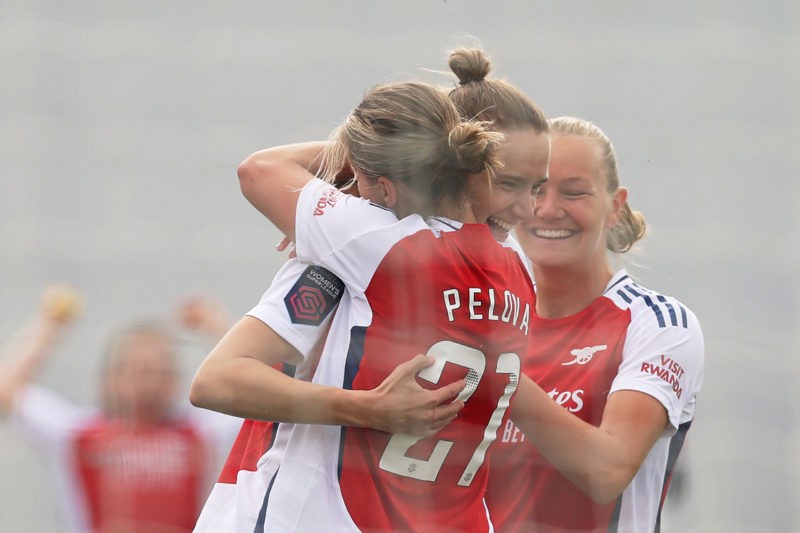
[189,355,375,427]
[511,376,655,503]
[237,142,329,239]
[188,315,380,428]
[0,316,65,416]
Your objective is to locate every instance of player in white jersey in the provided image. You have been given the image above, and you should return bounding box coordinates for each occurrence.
[486,117,704,532]
[191,50,552,532]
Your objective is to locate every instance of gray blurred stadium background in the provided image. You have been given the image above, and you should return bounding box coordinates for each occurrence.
[1,1,797,531]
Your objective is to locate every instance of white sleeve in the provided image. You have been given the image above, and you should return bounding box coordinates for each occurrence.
[9,385,92,450]
[293,179,424,292]
[246,258,343,358]
[609,299,704,430]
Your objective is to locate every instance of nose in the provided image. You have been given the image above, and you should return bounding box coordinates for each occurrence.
[533,188,563,219]
[512,192,535,222]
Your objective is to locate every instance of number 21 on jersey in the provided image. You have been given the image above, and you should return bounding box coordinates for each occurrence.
[379,340,520,486]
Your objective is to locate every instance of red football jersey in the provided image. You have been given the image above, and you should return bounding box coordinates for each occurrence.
[73,418,207,532]
[338,224,534,532]
[198,180,537,532]
[485,271,703,532]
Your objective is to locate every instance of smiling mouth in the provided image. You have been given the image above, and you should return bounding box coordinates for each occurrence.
[533,228,575,239]
[487,216,513,239]
[488,216,513,232]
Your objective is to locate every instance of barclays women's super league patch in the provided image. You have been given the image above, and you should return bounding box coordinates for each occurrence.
[284,265,345,325]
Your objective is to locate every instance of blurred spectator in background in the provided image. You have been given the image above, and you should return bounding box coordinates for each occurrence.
[0,285,239,533]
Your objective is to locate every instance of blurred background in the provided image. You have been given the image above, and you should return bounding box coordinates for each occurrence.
[1,1,797,531]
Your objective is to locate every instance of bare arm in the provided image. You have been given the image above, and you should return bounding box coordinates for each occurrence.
[511,375,667,504]
[189,316,465,436]
[237,142,329,242]
[0,286,83,417]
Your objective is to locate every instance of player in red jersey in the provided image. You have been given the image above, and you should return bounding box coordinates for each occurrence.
[487,117,704,532]
[0,289,238,533]
[190,80,543,532]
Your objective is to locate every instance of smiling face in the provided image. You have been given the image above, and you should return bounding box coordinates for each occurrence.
[474,128,550,241]
[516,133,626,271]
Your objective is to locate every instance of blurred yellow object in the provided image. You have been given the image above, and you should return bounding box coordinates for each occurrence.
[40,284,85,323]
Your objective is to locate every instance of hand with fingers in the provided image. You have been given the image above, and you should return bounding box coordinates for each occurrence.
[367,354,465,437]
[276,237,297,258]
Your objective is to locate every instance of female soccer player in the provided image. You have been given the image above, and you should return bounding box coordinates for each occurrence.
[191,80,539,532]
[486,117,704,532]
[0,289,238,533]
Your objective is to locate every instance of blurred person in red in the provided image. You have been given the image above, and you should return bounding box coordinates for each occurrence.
[0,286,238,533]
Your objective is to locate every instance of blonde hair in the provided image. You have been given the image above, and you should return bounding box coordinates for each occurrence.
[549,116,647,253]
[320,81,503,217]
[447,48,548,134]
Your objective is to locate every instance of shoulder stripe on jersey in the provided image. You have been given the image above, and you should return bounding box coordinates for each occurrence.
[656,294,688,328]
[616,289,632,304]
[617,283,688,329]
[656,295,677,327]
[623,283,642,297]
[642,294,666,328]
[605,274,630,295]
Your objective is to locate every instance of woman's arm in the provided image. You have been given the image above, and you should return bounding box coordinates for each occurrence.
[237,142,329,241]
[0,315,67,417]
[0,285,83,416]
[189,316,465,437]
[511,376,667,504]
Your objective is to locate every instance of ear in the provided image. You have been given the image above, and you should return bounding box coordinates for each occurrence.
[375,176,398,208]
[606,187,628,229]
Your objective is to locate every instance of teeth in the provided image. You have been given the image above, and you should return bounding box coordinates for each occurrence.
[535,229,573,239]
[488,216,513,232]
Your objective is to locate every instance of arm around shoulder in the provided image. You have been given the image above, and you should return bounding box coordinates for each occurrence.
[189,319,465,436]
[237,142,329,241]
[189,316,378,427]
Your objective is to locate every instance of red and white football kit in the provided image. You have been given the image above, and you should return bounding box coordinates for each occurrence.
[485,270,704,532]
[195,258,339,532]
[10,386,235,533]
[196,179,534,532]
